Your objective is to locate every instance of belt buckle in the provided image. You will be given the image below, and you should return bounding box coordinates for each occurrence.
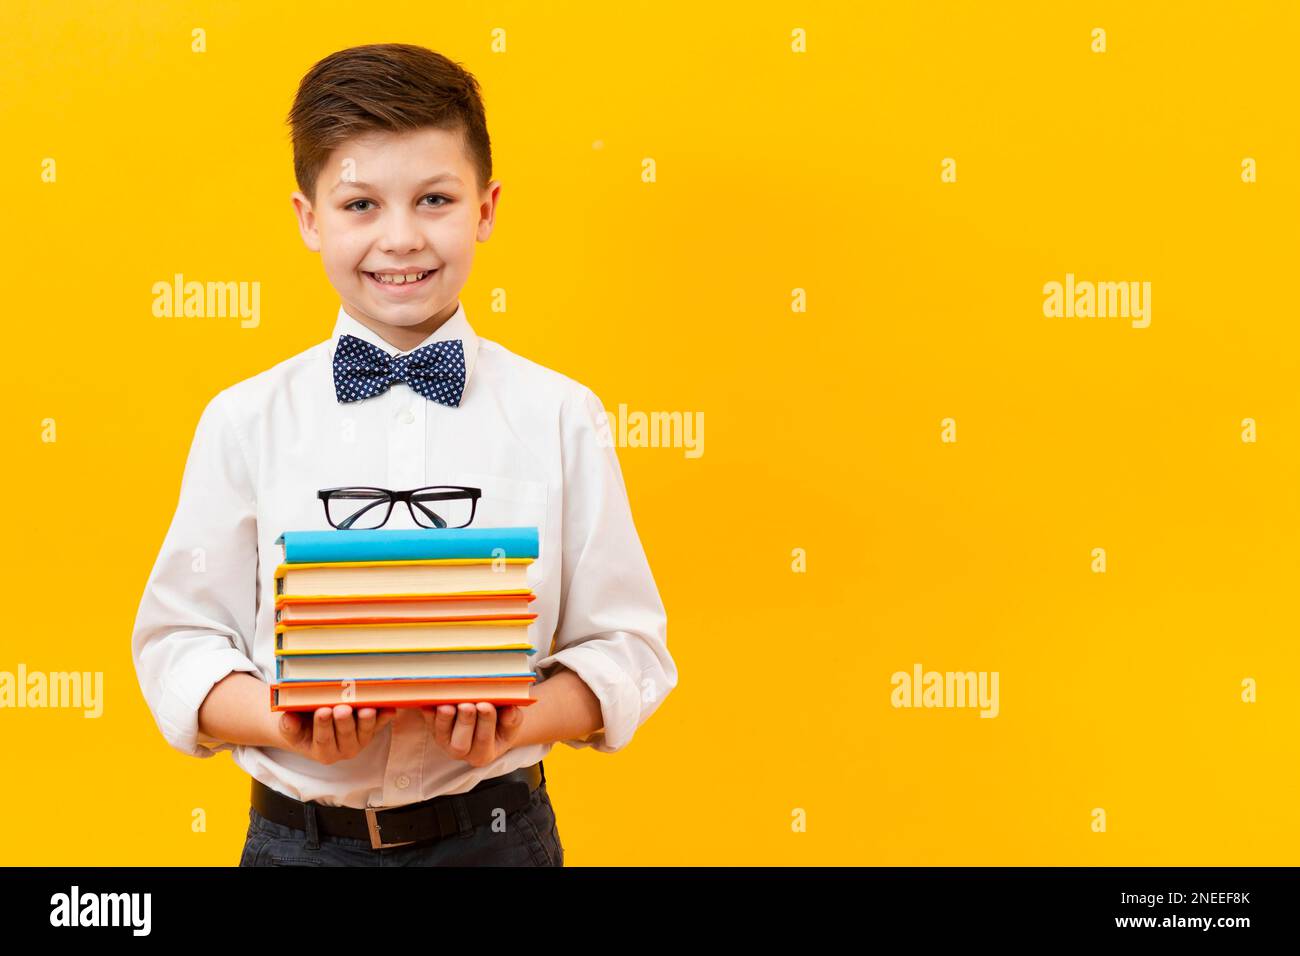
[364,807,416,849]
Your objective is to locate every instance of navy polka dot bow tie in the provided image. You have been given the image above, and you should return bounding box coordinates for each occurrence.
[332,333,467,406]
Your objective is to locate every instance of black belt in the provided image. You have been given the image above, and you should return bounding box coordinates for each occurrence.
[251,761,545,850]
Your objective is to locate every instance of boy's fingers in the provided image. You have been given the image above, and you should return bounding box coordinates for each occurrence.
[280,711,303,745]
[498,705,522,740]
[356,707,377,744]
[360,707,394,743]
[433,704,457,748]
[469,703,497,762]
[449,702,477,754]
[313,707,337,753]
[334,704,360,752]
[418,707,436,735]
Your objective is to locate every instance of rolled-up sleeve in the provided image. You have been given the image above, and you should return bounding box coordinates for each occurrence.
[531,386,676,752]
[131,390,262,758]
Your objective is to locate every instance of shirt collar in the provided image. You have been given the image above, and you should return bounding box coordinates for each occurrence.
[327,300,479,389]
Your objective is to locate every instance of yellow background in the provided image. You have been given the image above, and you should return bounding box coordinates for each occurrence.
[2,1,1297,865]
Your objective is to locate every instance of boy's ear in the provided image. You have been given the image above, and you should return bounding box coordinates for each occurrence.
[476,179,502,243]
[290,190,322,252]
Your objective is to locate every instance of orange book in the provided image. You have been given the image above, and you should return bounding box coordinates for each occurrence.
[270,676,539,712]
[275,590,537,626]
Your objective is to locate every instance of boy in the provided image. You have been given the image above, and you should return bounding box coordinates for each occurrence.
[130,43,676,866]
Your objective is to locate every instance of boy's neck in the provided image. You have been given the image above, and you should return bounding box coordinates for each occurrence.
[346,299,460,353]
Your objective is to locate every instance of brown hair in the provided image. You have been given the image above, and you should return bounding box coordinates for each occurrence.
[286,43,492,204]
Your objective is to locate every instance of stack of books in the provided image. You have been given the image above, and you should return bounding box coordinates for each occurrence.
[270,526,541,712]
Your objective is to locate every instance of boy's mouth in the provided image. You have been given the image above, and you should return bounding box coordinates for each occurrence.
[364,268,437,291]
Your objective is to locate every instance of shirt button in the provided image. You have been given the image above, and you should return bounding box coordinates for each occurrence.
[399,408,415,424]
[395,774,410,789]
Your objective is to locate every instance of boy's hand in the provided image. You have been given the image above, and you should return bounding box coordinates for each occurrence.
[277,705,396,765]
[421,702,524,768]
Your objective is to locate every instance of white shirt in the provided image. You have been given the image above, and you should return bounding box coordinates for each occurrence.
[131,300,676,808]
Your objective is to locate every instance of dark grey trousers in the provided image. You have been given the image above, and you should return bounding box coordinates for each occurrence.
[238,776,564,867]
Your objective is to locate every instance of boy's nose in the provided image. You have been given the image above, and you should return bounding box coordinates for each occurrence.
[378,215,425,254]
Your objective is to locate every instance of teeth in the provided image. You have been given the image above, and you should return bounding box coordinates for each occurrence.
[372,270,430,284]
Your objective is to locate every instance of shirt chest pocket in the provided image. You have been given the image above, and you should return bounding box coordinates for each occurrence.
[443,470,550,565]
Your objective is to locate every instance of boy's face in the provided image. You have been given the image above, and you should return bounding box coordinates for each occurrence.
[291,126,500,351]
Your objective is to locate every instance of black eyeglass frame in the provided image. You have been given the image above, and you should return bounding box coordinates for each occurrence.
[316,485,482,530]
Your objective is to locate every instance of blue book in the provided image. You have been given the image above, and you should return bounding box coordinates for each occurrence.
[274,526,539,564]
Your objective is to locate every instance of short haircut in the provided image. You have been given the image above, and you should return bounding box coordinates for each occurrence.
[286,43,492,204]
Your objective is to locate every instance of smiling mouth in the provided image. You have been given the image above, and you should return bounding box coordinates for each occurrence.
[364,269,436,287]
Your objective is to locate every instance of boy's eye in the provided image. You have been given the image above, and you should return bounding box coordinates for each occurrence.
[344,195,449,213]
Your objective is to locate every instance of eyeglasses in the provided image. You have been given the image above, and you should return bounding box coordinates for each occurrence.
[317,485,481,530]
